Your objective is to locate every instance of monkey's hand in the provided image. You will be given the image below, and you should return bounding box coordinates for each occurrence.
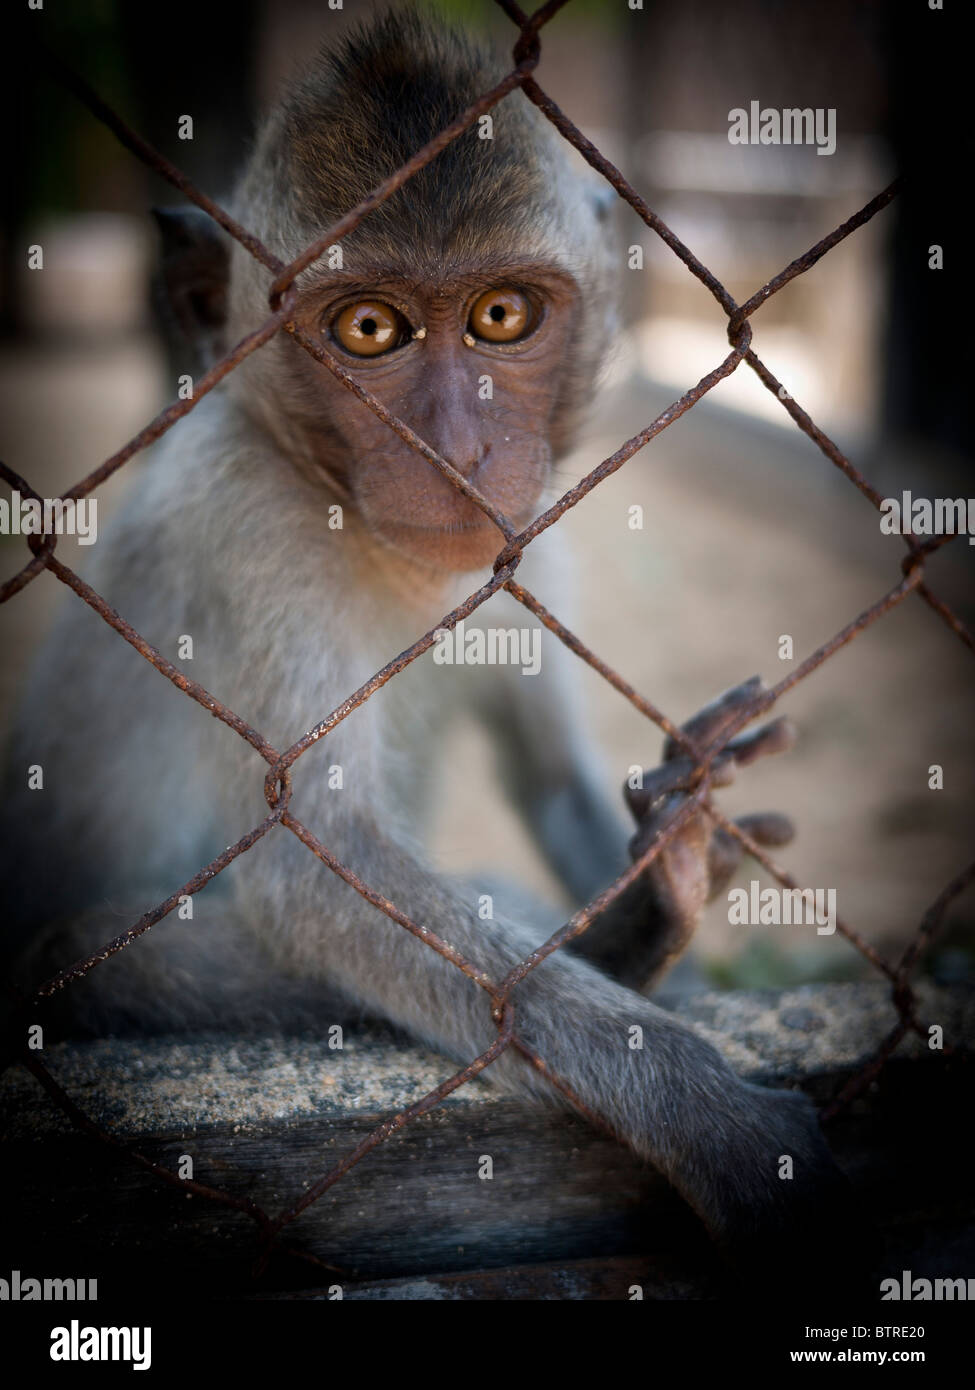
[573,676,796,991]
[628,674,795,982]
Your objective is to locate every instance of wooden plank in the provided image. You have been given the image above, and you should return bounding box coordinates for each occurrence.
[2,983,972,1298]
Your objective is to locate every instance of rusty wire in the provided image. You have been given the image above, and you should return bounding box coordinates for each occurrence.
[2,0,973,1275]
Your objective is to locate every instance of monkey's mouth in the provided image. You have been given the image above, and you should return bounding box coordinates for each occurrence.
[378,512,521,573]
[359,467,546,573]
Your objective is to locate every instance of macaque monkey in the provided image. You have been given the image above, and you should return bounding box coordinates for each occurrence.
[1,9,856,1284]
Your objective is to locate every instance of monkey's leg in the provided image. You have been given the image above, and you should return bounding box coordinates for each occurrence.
[570,677,796,992]
[229,820,858,1287]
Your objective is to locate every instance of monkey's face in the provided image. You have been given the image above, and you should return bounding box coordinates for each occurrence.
[283,267,584,572]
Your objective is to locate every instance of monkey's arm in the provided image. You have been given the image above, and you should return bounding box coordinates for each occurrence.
[1,461,853,1284]
[474,636,629,906]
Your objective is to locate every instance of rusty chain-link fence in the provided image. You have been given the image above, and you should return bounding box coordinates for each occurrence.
[3,0,973,1278]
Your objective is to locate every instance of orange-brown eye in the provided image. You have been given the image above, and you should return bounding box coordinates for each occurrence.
[468,288,531,343]
[332,301,409,356]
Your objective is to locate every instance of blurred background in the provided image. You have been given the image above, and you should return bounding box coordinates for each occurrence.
[1,0,971,990]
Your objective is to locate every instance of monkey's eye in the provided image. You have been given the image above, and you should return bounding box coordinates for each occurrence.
[332,301,411,357]
[468,288,531,343]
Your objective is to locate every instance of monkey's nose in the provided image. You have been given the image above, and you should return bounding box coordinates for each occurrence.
[465,445,492,484]
[442,443,490,484]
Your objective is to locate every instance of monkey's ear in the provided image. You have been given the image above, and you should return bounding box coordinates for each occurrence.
[150,206,230,366]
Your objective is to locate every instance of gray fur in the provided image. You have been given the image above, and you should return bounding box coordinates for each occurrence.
[0,9,854,1278]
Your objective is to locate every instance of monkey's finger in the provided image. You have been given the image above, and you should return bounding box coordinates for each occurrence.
[726,717,797,767]
[624,765,694,816]
[626,704,789,821]
[664,675,765,761]
[625,755,734,819]
[706,812,795,899]
[707,827,746,893]
[624,763,694,817]
[625,743,745,820]
[632,718,792,819]
[734,811,796,847]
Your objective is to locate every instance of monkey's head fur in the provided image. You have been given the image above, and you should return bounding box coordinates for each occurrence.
[163,7,618,573]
